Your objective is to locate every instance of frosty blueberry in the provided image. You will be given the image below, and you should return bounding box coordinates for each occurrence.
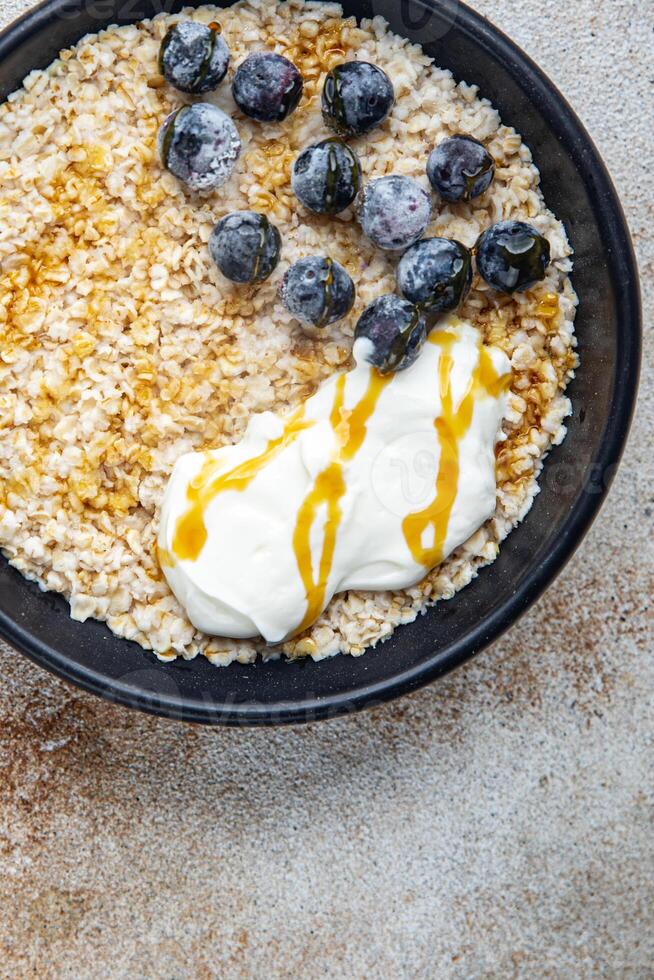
[279,256,355,328]
[158,103,241,191]
[354,295,428,374]
[322,61,394,138]
[476,221,550,293]
[359,175,431,251]
[397,238,473,317]
[158,20,230,94]
[232,52,303,122]
[292,139,362,215]
[427,135,495,203]
[209,211,281,284]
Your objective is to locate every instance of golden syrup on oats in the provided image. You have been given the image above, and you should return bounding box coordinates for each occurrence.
[0,77,240,528]
[536,291,560,320]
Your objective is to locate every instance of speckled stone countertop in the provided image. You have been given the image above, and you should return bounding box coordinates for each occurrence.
[0,1,652,976]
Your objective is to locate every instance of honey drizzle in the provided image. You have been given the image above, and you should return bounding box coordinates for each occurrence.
[535,290,560,320]
[291,370,391,635]
[157,546,175,569]
[168,330,511,637]
[401,329,512,568]
[171,407,313,562]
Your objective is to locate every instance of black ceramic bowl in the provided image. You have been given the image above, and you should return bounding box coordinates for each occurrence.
[0,0,641,725]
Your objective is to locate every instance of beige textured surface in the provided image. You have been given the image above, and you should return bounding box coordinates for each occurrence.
[0,0,652,977]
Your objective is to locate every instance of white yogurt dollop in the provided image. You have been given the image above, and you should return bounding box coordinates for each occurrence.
[158,318,511,644]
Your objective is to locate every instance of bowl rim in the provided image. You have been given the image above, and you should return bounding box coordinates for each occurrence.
[0,0,642,726]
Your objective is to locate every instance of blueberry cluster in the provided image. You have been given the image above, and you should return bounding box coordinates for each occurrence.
[155,23,552,372]
[155,21,308,286]
[156,21,305,194]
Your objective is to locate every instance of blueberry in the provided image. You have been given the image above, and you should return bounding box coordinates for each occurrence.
[158,103,241,191]
[159,20,230,94]
[279,257,355,328]
[232,52,303,122]
[292,139,362,215]
[322,61,394,138]
[427,135,495,203]
[354,295,428,374]
[209,211,281,284]
[397,238,473,317]
[359,176,431,251]
[476,220,551,293]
